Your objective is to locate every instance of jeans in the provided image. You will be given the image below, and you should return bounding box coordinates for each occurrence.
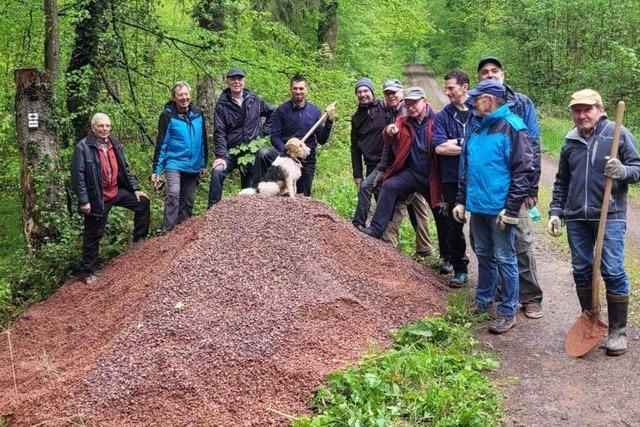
[81,188,150,275]
[470,213,519,317]
[566,220,629,296]
[163,170,198,232]
[252,147,317,196]
[352,165,378,228]
[208,153,254,207]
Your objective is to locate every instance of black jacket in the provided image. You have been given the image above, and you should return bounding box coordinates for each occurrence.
[213,89,273,158]
[350,100,387,179]
[70,133,140,216]
[550,115,640,221]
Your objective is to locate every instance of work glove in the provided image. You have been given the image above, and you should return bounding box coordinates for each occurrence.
[496,209,519,230]
[604,157,628,180]
[547,215,564,237]
[452,204,466,223]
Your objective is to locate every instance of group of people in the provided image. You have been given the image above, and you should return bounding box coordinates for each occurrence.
[70,58,638,355]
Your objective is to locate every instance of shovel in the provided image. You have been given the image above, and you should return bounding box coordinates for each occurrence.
[565,100,625,357]
[294,102,337,145]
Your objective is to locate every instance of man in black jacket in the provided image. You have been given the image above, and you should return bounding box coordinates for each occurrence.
[70,113,150,284]
[351,78,388,229]
[207,68,273,206]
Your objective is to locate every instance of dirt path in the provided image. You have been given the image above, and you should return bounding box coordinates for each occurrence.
[406,64,640,426]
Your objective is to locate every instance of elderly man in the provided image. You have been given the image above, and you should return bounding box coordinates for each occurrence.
[549,89,640,356]
[378,79,435,260]
[252,74,336,196]
[454,79,533,334]
[351,78,387,229]
[208,68,273,206]
[359,87,443,242]
[433,69,472,287]
[71,113,150,284]
[477,56,544,319]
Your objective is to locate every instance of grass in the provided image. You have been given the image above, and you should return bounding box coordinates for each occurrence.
[293,290,505,427]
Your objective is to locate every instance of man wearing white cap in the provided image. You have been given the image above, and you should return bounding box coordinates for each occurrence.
[549,89,640,356]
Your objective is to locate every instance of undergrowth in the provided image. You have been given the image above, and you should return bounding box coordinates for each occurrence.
[293,290,505,427]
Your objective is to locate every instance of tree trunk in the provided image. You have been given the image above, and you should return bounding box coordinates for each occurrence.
[44,0,60,80]
[196,74,217,142]
[318,0,338,52]
[15,68,61,254]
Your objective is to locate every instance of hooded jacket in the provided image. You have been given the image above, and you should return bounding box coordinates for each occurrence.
[457,103,533,217]
[350,99,387,178]
[153,102,208,174]
[71,133,140,216]
[550,115,640,221]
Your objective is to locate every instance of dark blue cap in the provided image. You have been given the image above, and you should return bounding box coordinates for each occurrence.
[226,68,245,78]
[468,79,506,100]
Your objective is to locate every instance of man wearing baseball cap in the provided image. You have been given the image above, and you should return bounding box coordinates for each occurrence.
[548,89,640,356]
[359,87,445,246]
[453,79,533,334]
[208,67,273,206]
[477,55,544,320]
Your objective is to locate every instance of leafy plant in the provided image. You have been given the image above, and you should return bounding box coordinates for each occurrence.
[228,137,271,175]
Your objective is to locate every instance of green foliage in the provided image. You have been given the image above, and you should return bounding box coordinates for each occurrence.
[228,137,271,175]
[293,293,504,426]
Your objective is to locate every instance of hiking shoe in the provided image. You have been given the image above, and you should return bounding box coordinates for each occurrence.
[81,274,97,285]
[439,262,454,275]
[472,303,492,316]
[523,302,544,319]
[358,226,381,239]
[488,315,516,334]
[448,272,469,288]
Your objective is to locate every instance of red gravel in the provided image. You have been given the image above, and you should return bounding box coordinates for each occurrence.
[0,196,447,425]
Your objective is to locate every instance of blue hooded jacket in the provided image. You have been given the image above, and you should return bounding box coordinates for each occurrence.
[153,102,208,174]
[457,103,533,217]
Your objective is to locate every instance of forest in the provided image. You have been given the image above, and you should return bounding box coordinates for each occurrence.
[1,0,640,317]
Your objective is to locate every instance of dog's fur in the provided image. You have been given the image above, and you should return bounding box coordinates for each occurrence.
[239,138,311,197]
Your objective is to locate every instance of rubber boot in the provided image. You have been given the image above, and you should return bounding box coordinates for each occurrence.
[606,294,629,357]
[576,287,593,313]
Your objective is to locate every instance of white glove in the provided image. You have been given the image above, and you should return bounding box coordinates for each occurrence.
[604,157,627,180]
[547,215,564,237]
[496,209,519,230]
[452,204,466,223]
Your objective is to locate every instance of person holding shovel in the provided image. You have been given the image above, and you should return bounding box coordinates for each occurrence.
[252,74,336,196]
[549,89,640,356]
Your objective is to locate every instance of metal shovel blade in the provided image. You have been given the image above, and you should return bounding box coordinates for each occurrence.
[565,310,607,357]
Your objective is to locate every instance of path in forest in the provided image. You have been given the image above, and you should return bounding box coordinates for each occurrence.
[405,64,640,426]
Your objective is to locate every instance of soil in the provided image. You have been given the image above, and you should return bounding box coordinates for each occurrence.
[0,196,448,426]
[409,65,640,427]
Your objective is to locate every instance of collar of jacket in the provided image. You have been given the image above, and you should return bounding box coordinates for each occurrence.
[219,88,251,105]
[565,114,610,144]
[476,103,510,129]
[85,132,120,149]
[164,101,201,116]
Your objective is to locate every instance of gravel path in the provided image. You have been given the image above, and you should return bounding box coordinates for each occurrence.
[408,64,640,427]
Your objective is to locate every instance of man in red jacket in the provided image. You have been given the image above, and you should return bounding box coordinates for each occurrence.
[359,87,444,239]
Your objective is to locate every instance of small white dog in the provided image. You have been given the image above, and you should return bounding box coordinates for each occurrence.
[239,138,311,197]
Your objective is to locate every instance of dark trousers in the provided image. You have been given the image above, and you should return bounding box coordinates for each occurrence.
[352,164,378,227]
[441,182,469,273]
[81,188,150,276]
[252,147,317,196]
[208,153,254,207]
[163,170,198,232]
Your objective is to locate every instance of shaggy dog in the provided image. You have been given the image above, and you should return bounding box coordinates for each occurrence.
[239,138,311,197]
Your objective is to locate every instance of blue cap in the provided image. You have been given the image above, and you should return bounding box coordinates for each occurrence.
[468,79,506,100]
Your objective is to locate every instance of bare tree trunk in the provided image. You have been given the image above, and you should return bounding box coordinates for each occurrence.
[318,0,338,52]
[196,74,217,141]
[44,0,59,80]
[15,68,61,254]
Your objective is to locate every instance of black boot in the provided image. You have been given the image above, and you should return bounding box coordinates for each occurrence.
[576,287,593,313]
[606,294,629,357]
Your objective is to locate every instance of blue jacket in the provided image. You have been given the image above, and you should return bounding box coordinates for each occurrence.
[550,115,640,221]
[432,103,472,183]
[153,102,208,174]
[271,100,333,152]
[457,104,533,217]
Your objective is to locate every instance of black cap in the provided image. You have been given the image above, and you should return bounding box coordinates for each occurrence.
[226,67,245,78]
[477,56,503,72]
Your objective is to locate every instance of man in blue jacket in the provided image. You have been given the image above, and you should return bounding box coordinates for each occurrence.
[208,68,273,206]
[433,69,472,287]
[251,75,336,196]
[549,89,640,356]
[454,79,533,334]
[477,56,544,319]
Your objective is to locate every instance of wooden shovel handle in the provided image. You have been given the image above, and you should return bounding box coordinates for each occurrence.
[592,101,625,310]
[300,102,336,144]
